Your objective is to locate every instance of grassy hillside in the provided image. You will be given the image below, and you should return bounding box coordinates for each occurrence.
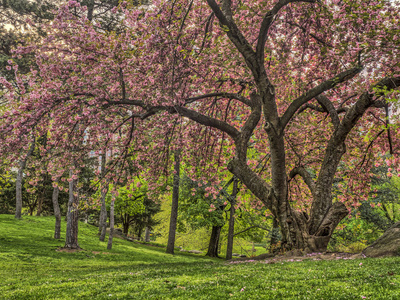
[0,214,399,299]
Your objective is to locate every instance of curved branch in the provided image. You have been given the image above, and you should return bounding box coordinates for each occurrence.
[289,166,316,194]
[315,95,340,129]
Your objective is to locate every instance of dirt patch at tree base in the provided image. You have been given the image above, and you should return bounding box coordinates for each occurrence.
[56,247,82,253]
[228,251,366,264]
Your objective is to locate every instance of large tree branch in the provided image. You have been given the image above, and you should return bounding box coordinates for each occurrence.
[281,66,362,129]
[256,0,318,63]
[185,92,252,107]
[228,159,274,211]
[105,99,241,140]
[175,106,240,140]
[309,76,400,234]
[236,93,262,161]
[315,95,340,129]
[335,76,400,145]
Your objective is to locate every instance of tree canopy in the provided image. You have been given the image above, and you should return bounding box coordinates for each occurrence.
[1,0,399,251]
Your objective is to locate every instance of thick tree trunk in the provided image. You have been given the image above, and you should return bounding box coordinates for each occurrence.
[166,150,180,254]
[145,226,151,242]
[107,198,115,250]
[15,140,35,219]
[226,179,238,260]
[65,171,79,249]
[206,225,222,257]
[52,184,61,239]
[269,217,280,252]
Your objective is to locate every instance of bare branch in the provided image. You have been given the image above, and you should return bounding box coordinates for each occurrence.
[256,0,318,63]
[185,92,252,107]
[281,66,362,129]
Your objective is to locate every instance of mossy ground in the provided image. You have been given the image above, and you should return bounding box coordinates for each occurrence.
[0,214,399,299]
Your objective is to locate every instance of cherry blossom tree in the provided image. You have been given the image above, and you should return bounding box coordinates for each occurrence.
[1,0,400,251]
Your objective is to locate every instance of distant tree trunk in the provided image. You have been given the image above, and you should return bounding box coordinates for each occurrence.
[226,179,238,260]
[65,171,79,249]
[138,227,144,241]
[166,150,180,254]
[15,139,35,219]
[206,225,222,257]
[98,154,108,241]
[145,226,150,242]
[122,214,130,235]
[107,198,115,250]
[36,190,43,217]
[52,183,61,239]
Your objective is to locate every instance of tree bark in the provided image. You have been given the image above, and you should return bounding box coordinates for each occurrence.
[36,191,43,217]
[52,183,61,239]
[206,225,222,257]
[65,171,80,249]
[145,226,151,242]
[99,185,108,241]
[107,198,115,250]
[98,154,108,241]
[226,179,238,260]
[122,214,130,235]
[269,217,280,252]
[15,139,35,219]
[166,150,181,254]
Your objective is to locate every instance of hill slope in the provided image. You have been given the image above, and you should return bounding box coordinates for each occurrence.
[0,214,400,299]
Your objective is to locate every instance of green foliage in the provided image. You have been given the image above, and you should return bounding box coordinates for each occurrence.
[107,184,146,218]
[1,214,400,299]
[179,175,226,230]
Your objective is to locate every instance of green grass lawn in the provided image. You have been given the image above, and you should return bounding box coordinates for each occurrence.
[0,214,399,299]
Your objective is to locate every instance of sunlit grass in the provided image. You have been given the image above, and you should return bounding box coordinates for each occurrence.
[0,214,399,299]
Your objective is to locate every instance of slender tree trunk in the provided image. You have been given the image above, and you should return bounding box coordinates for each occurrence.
[145,226,150,242]
[98,154,108,241]
[36,191,43,217]
[15,165,24,219]
[107,198,115,250]
[226,179,238,260]
[138,227,143,241]
[52,183,61,239]
[15,140,35,219]
[65,171,79,249]
[98,185,108,241]
[206,225,222,257]
[123,215,130,235]
[166,150,180,254]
